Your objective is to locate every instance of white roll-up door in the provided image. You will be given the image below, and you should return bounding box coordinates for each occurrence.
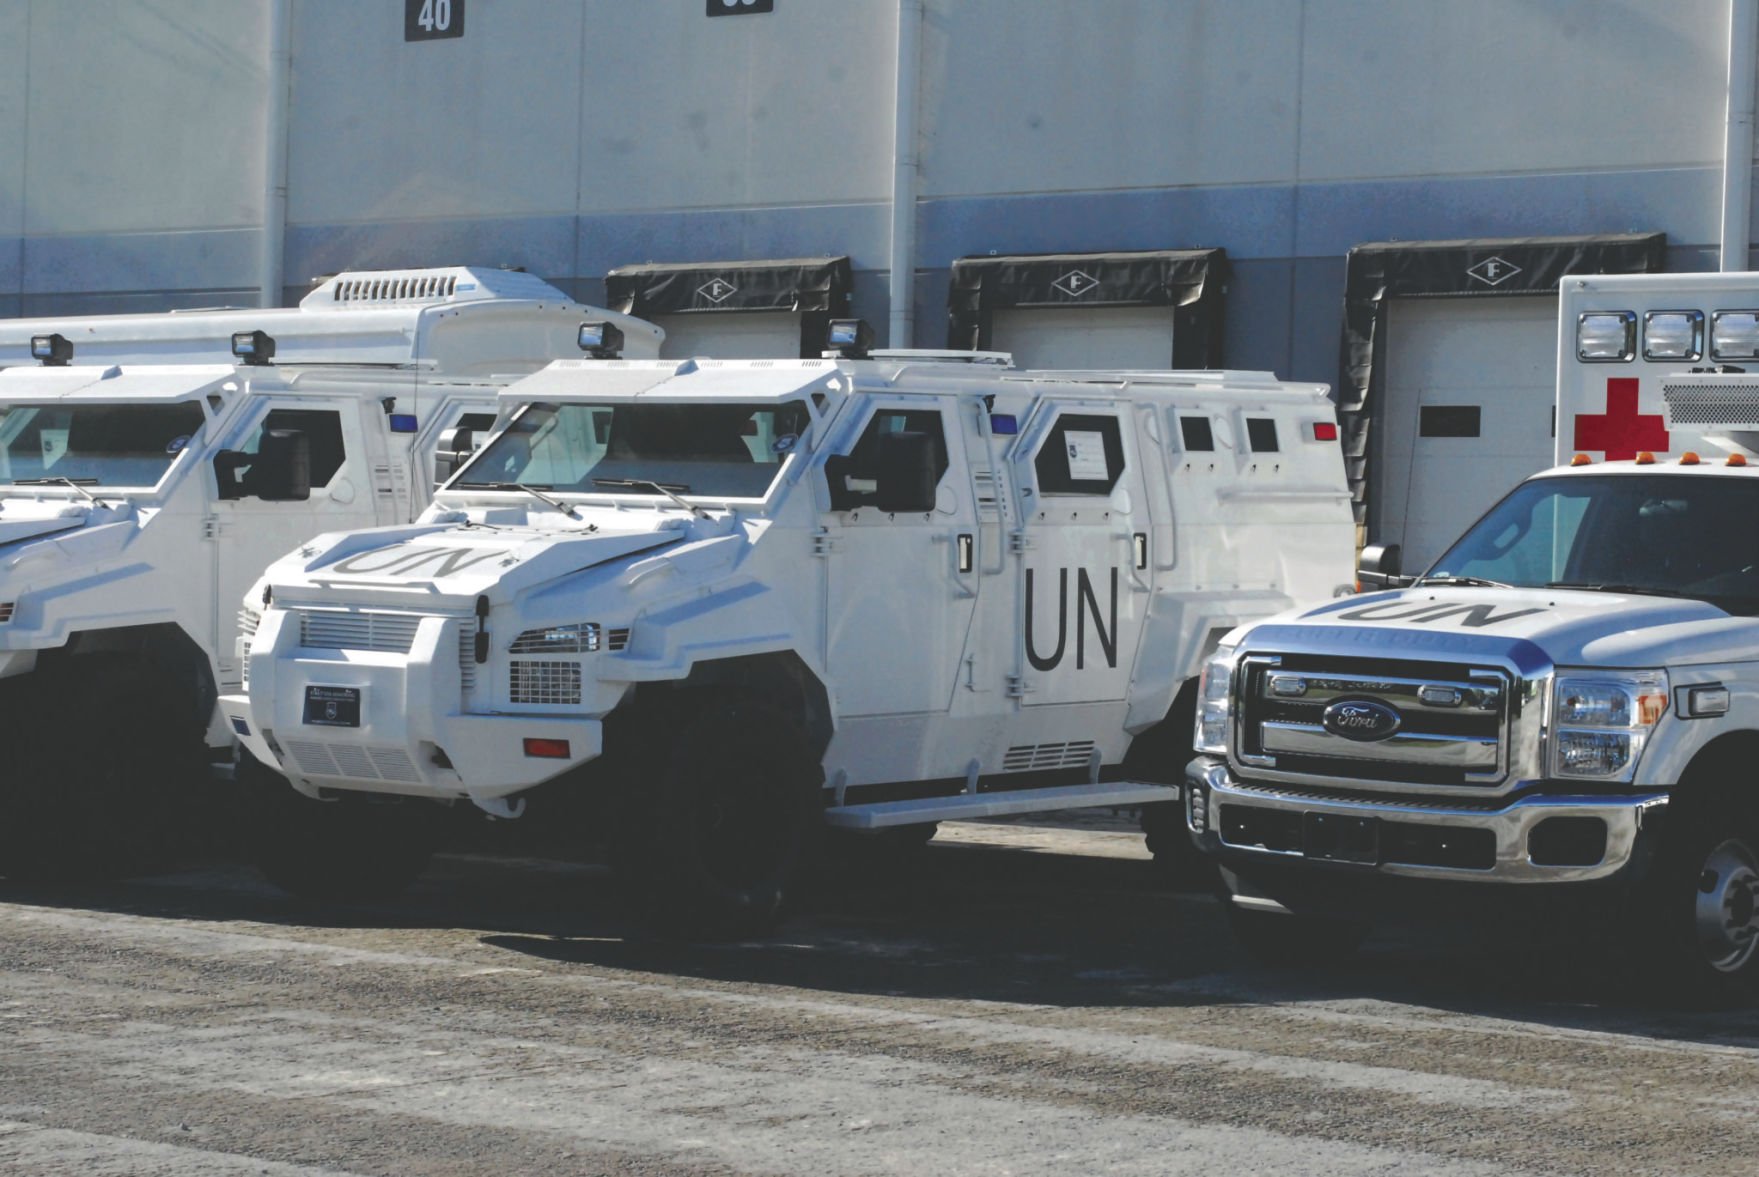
[654,311,800,360]
[989,306,1174,370]
[1377,297,1558,570]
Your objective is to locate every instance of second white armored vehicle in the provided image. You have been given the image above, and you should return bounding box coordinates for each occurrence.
[225,343,1354,932]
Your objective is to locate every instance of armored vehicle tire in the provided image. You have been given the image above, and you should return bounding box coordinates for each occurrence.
[624,697,823,939]
[0,657,205,880]
[1223,900,1369,968]
[238,755,435,903]
[1631,791,1759,1007]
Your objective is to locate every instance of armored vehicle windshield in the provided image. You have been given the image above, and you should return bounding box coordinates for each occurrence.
[0,401,206,490]
[1426,471,1759,614]
[457,399,813,501]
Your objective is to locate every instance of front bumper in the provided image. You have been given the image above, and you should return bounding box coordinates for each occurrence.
[1186,756,1668,886]
[219,609,602,803]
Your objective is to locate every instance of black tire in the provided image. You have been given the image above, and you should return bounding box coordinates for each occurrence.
[1125,684,1216,889]
[238,753,435,902]
[1629,789,1759,1007]
[0,656,206,880]
[1223,898,1369,968]
[619,696,823,938]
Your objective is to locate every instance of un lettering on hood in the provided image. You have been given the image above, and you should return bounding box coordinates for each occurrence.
[329,544,510,579]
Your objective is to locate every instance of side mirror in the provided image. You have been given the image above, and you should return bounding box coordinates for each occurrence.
[214,429,311,502]
[434,425,475,485]
[874,431,938,514]
[1357,542,1410,590]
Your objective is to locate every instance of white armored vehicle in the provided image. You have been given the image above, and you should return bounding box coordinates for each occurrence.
[225,335,1354,932]
[0,268,660,876]
[1188,272,1759,1002]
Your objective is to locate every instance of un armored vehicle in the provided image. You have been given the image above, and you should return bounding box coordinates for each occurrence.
[0,268,660,876]
[1189,273,1759,1002]
[224,342,1354,933]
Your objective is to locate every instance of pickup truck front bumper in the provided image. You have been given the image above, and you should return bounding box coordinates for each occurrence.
[1186,756,1669,887]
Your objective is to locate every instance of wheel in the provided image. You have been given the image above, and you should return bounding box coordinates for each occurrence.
[1631,790,1759,1006]
[617,697,823,938]
[0,657,206,879]
[1124,685,1216,889]
[238,754,435,902]
[1223,897,1368,967]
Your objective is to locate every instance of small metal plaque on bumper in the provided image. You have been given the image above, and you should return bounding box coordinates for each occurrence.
[303,685,361,728]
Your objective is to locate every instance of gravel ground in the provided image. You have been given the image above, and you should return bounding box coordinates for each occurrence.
[2,817,1757,1176]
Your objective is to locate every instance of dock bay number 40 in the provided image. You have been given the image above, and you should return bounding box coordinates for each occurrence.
[405,0,464,41]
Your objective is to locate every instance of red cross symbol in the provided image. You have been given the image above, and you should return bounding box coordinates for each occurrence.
[1572,377,1669,460]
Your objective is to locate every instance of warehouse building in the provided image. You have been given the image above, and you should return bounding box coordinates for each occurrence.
[0,0,1750,558]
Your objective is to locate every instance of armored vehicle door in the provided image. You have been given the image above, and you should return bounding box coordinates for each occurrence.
[818,396,980,740]
[209,397,390,690]
[1013,400,1152,706]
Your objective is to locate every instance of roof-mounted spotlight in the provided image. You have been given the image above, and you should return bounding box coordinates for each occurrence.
[30,333,72,367]
[825,318,873,360]
[231,330,276,365]
[578,320,625,359]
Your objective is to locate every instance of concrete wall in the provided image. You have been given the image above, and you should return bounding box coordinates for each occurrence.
[0,0,1746,383]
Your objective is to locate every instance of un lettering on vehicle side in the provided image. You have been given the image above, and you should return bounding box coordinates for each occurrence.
[1337,600,1546,628]
[1025,567,1118,671]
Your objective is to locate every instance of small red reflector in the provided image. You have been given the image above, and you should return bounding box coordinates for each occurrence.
[1312,421,1339,441]
[523,737,571,759]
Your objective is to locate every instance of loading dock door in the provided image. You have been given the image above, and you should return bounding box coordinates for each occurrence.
[989,306,1174,370]
[1377,297,1558,571]
[654,311,802,360]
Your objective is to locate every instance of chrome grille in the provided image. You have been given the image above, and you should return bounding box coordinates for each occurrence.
[509,660,581,706]
[1237,655,1510,787]
[298,609,422,653]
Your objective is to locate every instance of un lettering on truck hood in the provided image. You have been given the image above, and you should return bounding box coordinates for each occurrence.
[1253,586,1755,667]
[309,528,678,595]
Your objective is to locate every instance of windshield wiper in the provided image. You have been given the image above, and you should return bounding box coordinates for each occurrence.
[1544,581,1698,599]
[456,480,581,520]
[15,476,106,506]
[591,477,708,519]
[1415,574,1511,588]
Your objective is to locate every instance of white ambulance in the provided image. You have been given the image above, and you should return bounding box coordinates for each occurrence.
[0,268,660,877]
[223,336,1355,934]
[1187,272,1759,1003]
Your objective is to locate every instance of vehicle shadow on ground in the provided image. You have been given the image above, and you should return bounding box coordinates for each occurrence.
[5,839,1757,1042]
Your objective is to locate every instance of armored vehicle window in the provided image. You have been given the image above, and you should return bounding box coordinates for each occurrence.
[461,400,810,500]
[1035,413,1124,495]
[1429,473,1759,614]
[826,408,949,511]
[242,409,347,487]
[1178,415,1215,451]
[0,400,205,488]
[1245,417,1279,453]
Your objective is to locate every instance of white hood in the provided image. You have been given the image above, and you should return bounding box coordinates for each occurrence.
[1254,586,1754,668]
[0,500,93,549]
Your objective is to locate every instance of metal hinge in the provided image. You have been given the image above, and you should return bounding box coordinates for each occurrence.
[1007,531,1032,554]
[202,515,224,541]
[1006,674,1032,698]
[812,529,840,557]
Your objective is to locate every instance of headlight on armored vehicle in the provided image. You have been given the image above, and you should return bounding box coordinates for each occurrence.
[1551,671,1668,780]
[1194,646,1238,756]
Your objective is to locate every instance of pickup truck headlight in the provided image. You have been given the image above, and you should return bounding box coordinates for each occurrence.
[1551,671,1668,780]
[1194,646,1238,756]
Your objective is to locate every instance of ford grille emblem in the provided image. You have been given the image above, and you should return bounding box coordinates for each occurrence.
[1321,698,1402,742]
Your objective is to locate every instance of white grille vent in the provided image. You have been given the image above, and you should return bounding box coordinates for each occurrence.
[510,660,582,706]
[298,610,422,654]
[1001,740,1097,772]
[284,741,421,783]
[459,624,478,694]
[329,274,457,304]
[1662,374,1759,426]
[606,627,631,652]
